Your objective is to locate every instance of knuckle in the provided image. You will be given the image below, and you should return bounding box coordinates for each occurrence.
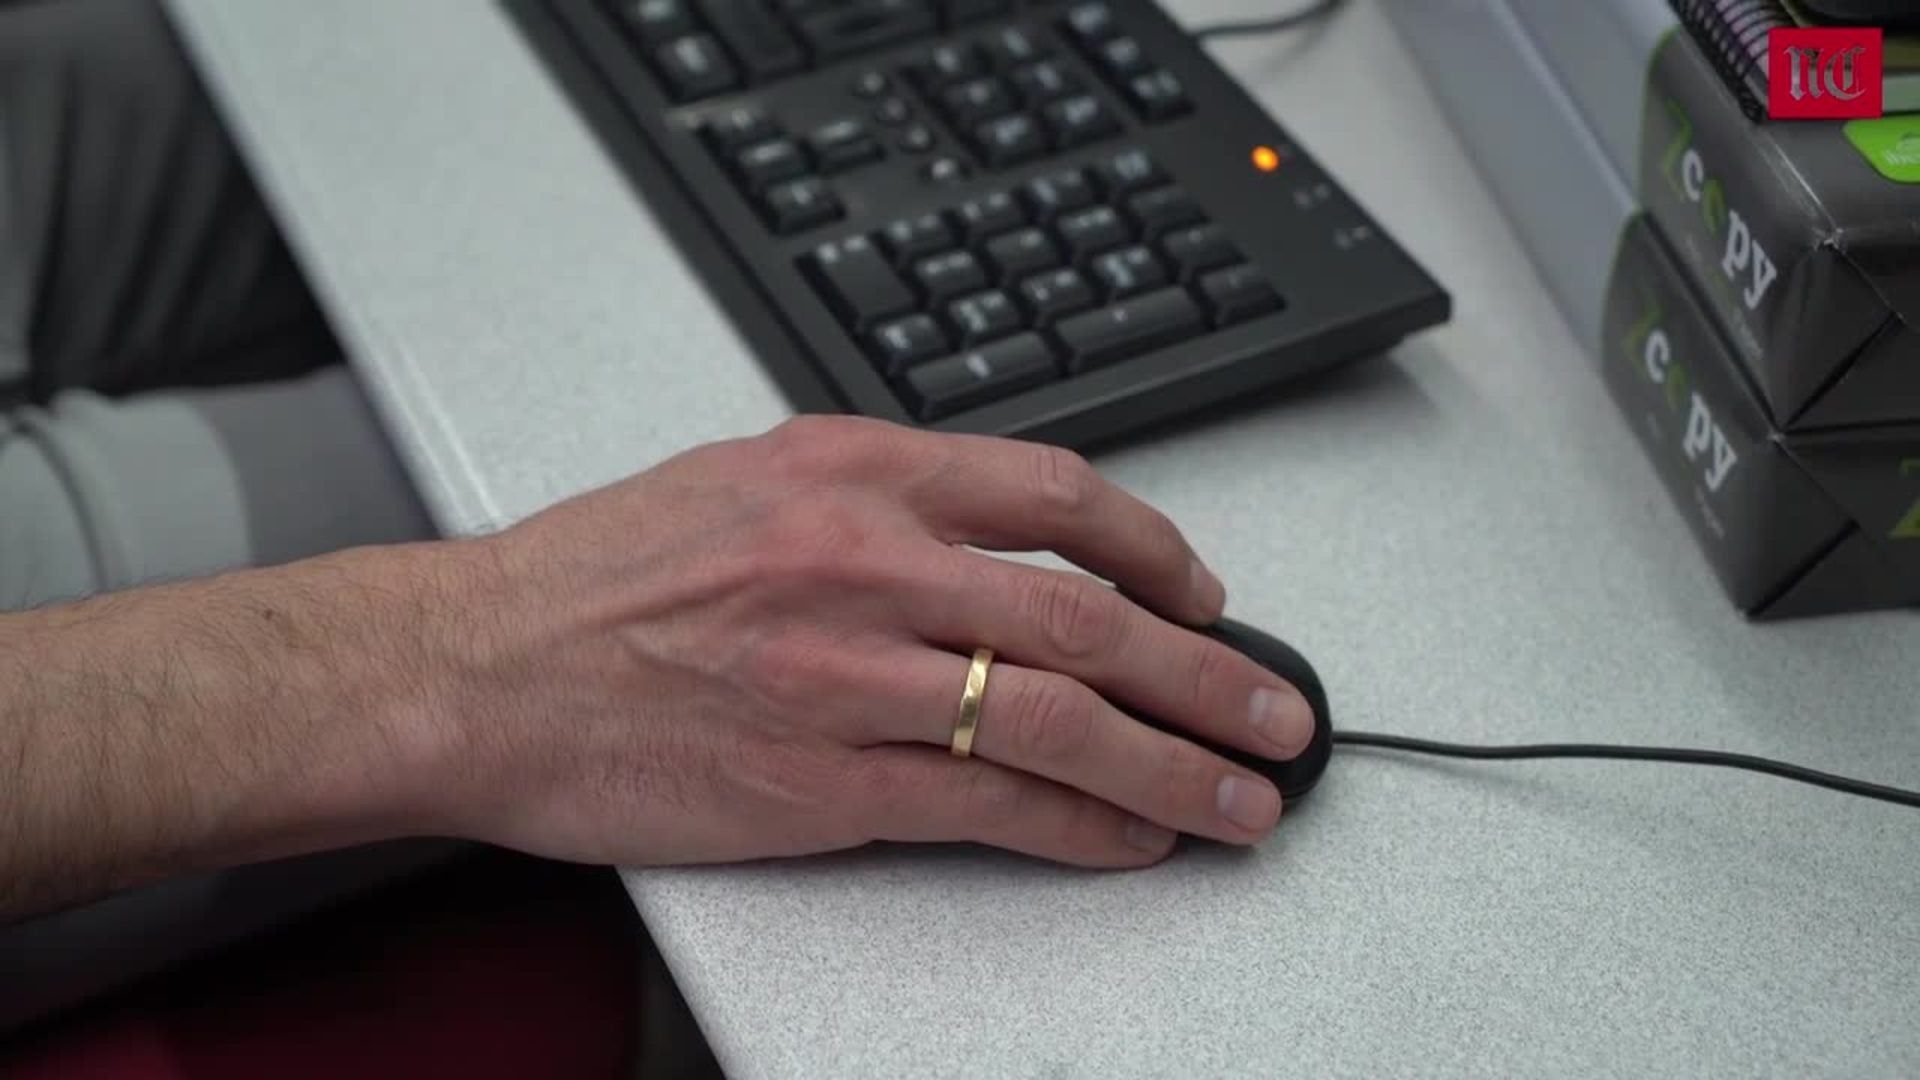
[761,745,851,815]
[1054,789,1105,847]
[766,413,842,452]
[754,497,878,581]
[689,432,766,477]
[958,765,1029,830]
[1146,507,1190,564]
[1030,576,1123,661]
[764,416,854,480]
[1184,640,1237,714]
[794,498,875,555]
[846,756,909,838]
[1028,445,1097,519]
[739,633,833,707]
[1004,674,1100,767]
[1156,742,1216,819]
[764,415,898,482]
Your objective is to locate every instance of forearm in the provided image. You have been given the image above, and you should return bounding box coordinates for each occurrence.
[0,541,485,922]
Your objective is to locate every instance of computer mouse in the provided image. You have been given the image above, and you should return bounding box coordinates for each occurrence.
[1137,617,1334,801]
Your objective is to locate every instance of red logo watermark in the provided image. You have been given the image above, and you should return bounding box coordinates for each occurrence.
[1769,27,1883,119]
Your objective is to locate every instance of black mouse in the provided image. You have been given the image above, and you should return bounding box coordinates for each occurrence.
[1138,617,1334,801]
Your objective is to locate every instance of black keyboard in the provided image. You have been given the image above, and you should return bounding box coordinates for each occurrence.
[507,0,1450,445]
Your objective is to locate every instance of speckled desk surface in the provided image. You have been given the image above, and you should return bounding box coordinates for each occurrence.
[166,0,1920,1075]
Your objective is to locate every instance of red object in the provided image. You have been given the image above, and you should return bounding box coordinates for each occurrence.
[1769,26,1883,119]
[0,857,640,1080]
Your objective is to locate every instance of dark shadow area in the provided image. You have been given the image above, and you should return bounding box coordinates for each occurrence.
[0,849,727,1079]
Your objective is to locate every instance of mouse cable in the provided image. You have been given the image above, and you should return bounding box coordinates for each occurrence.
[1188,0,1347,41]
[1332,731,1920,810]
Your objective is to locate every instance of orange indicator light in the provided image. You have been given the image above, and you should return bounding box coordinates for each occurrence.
[1251,145,1281,172]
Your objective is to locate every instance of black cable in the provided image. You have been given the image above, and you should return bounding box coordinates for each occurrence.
[1333,731,1920,810]
[1189,0,1347,41]
[1158,0,1908,816]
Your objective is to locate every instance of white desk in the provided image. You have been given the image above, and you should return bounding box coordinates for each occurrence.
[166,0,1920,1075]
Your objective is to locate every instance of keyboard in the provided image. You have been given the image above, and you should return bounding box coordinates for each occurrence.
[506,0,1451,446]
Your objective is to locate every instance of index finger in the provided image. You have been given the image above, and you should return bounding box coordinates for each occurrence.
[898,433,1227,627]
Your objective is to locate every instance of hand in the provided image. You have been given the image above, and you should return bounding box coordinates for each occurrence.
[419,416,1318,869]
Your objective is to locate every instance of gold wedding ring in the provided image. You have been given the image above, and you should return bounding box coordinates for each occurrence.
[950,647,994,758]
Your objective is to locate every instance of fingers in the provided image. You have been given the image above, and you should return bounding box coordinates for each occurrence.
[911,547,1316,762]
[855,745,1177,868]
[860,649,1283,845]
[758,417,1221,625]
[897,434,1226,627]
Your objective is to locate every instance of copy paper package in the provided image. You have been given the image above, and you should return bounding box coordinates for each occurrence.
[1509,0,1920,431]
[1639,32,1920,431]
[1386,0,1920,616]
[1602,217,1920,617]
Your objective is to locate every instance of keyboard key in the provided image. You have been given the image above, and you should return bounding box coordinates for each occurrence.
[1198,264,1284,325]
[1022,170,1095,221]
[985,25,1047,66]
[1092,148,1164,195]
[948,289,1023,345]
[879,213,955,265]
[1090,245,1167,299]
[735,138,807,190]
[1159,222,1238,281]
[1128,69,1192,121]
[942,0,1011,25]
[1017,267,1096,326]
[1055,204,1131,261]
[1097,36,1149,78]
[913,43,982,86]
[798,0,938,60]
[1055,286,1202,371]
[696,0,804,80]
[973,113,1046,168]
[941,77,1015,128]
[983,227,1060,282]
[763,176,842,233]
[898,124,935,152]
[615,0,695,44]
[809,119,882,172]
[1126,186,1203,238]
[807,235,915,328]
[1063,1,1117,43]
[655,35,739,101]
[1043,94,1120,148]
[704,104,778,152]
[953,191,1026,244]
[912,249,989,302]
[923,156,970,183]
[1010,60,1081,104]
[869,313,950,376]
[901,333,1059,419]
[853,70,891,97]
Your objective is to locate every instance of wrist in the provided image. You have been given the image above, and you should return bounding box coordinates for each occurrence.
[0,538,518,917]
[301,537,517,845]
[382,520,636,854]
[162,539,511,865]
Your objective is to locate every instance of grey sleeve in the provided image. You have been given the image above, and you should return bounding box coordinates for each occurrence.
[0,0,435,608]
[0,2,450,1035]
[0,387,252,609]
[1,365,437,612]
[1,0,334,404]
[0,364,452,1030]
